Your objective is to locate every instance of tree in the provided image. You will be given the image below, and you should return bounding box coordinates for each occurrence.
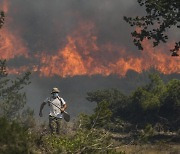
[87,89,127,107]
[129,74,167,124]
[146,73,166,97]
[87,89,128,121]
[130,87,160,123]
[160,79,180,130]
[124,0,180,56]
[0,117,30,154]
[0,60,31,119]
[89,100,112,128]
[86,74,179,131]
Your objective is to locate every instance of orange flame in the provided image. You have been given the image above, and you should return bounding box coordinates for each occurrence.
[0,0,28,60]
[0,1,179,78]
[0,28,29,59]
[35,22,179,77]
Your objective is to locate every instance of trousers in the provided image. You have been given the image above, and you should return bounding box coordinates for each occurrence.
[49,115,62,134]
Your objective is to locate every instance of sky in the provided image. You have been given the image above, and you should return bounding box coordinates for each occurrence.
[0,0,179,121]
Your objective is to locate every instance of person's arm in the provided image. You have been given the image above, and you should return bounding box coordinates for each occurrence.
[61,103,67,112]
[39,102,46,117]
[58,97,67,112]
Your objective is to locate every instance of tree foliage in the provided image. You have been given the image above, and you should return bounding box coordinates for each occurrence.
[0,117,30,154]
[124,0,180,56]
[86,73,180,131]
[87,89,128,120]
[160,79,180,127]
[89,100,112,128]
[0,60,31,119]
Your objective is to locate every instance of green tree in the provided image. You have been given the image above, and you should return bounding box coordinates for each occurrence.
[0,117,30,154]
[130,87,160,123]
[87,89,128,122]
[0,60,31,119]
[146,73,166,96]
[160,79,180,130]
[124,0,180,56]
[90,100,112,128]
[86,74,179,131]
[129,74,166,124]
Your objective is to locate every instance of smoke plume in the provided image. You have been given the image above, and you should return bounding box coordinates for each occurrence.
[0,0,179,119]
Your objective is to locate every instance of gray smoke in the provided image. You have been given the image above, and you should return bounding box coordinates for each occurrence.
[2,0,179,68]
[1,0,179,55]
[4,0,144,53]
[22,71,180,122]
[1,0,180,122]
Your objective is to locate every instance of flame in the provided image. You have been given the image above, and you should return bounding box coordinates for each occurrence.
[0,1,179,77]
[0,28,29,59]
[35,22,179,77]
[7,66,29,75]
[0,0,28,60]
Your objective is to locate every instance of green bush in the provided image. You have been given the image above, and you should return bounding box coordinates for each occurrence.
[0,117,30,154]
[40,128,115,154]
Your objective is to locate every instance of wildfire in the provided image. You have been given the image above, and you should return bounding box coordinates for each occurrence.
[35,24,179,77]
[0,0,28,60]
[0,28,29,59]
[0,1,179,78]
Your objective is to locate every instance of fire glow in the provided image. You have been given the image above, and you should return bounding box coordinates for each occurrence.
[0,1,179,78]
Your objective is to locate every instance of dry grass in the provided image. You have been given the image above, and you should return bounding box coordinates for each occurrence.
[109,131,180,154]
[116,144,180,154]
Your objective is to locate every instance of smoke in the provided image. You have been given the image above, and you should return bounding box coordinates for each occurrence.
[3,0,143,53]
[22,71,180,121]
[0,0,180,120]
[0,0,179,77]
[1,0,179,54]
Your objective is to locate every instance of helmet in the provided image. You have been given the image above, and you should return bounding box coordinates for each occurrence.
[51,87,60,94]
